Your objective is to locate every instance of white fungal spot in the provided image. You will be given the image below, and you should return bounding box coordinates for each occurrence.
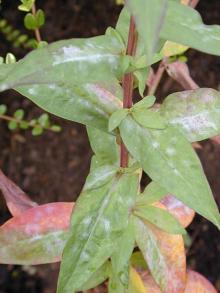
[103,218,111,232]
[80,251,90,262]
[83,216,92,226]
[28,88,37,95]
[165,147,176,156]
[152,141,160,149]
[53,46,116,66]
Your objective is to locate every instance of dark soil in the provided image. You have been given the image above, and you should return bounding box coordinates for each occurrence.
[0,0,220,292]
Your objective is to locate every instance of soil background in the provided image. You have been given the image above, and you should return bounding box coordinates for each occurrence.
[0,0,220,292]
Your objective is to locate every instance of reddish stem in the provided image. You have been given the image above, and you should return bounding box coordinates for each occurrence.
[120,17,137,168]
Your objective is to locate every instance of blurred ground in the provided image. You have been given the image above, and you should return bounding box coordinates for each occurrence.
[0,0,220,292]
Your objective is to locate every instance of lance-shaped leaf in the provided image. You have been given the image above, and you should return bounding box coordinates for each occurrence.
[0,202,74,265]
[134,217,186,293]
[0,34,124,91]
[87,126,120,169]
[132,108,166,130]
[0,35,124,131]
[109,220,135,293]
[0,168,37,216]
[134,202,186,235]
[125,0,168,62]
[120,116,220,229]
[161,196,195,228]
[109,108,128,132]
[160,88,220,142]
[57,172,139,293]
[17,81,122,131]
[79,261,111,291]
[161,2,220,57]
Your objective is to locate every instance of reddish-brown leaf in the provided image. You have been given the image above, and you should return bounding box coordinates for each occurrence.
[139,270,217,293]
[0,202,74,265]
[184,270,217,293]
[0,169,37,216]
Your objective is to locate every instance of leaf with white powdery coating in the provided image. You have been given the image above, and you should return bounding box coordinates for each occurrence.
[161,88,220,142]
[57,172,139,293]
[0,35,124,131]
[120,116,220,229]
[0,202,73,265]
[134,217,186,293]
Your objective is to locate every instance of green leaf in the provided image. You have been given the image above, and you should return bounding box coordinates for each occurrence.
[137,181,167,206]
[84,165,118,190]
[133,96,156,111]
[32,125,43,136]
[108,108,128,132]
[5,53,16,64]
[161,1,220,56]
[17,82,122,132]
[14,109,24,120]
[38,113,50,128]
[120,116,220,229]
[50,125,61,132]
[19,121,29,129]
[134,68,149,97]
[79,261,111,291]
[8,121,18,130]
[0,104,7,115]
[131,109,166,129]
[18,0,35,12]
[57,172,139,293]
[87,126,119,168]
[109,221,135,293]
[160,88,220,142]
[24,13,37,30]
[0,34,124,91]
[134,205,186,234]
[36,9,45,27]
[126,0,168,62]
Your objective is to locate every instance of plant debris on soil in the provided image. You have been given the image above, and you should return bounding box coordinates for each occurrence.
[0,0,220,292]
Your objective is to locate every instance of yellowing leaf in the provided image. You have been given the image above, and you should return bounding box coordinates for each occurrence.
[161,41,188,57]
[129,267,147,293]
